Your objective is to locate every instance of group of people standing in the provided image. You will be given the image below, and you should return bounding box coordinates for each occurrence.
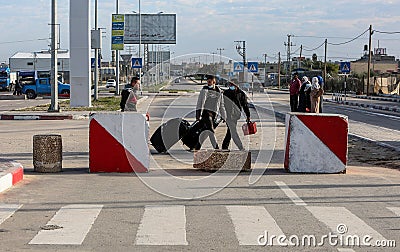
[289,73,324,113]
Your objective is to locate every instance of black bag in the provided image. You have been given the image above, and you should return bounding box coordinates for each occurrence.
[150,118,190,153]
[181,119,221,150]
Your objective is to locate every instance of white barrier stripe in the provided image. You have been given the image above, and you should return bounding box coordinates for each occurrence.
[275,181,307,206]
[226,206,286,246]
[0,173,13,193]
[14,116,40,120]
[387,207,400,217]
[136,205,188,245]
[306,206,386,243]
[29,204,103,245]
[0,204,22,225]
[337,248,356,252]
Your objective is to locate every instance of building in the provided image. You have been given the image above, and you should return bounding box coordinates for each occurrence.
[351,48,398,75]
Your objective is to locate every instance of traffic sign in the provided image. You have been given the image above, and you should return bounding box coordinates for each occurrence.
[247,62,258,73]
[132,58,143,69]
[233,62,244,72]
[340,62,351,73]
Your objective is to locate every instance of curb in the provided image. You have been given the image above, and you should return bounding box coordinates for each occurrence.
[355,95,400,103]
[0,95,26,100]
[0,114,74,120]
[324,99,399,112]
[0,159,24,193]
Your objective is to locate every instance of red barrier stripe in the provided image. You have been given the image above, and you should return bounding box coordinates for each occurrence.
[12,167,24,185]
[89,119,148,173]
[296,115,348,165]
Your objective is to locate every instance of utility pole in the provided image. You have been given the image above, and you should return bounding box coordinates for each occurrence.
[115,0,120,96]
[217,48,225,63]
[367,24,373,96]
[284,34,295,83]
[49,0,59,112]
[324,39,327,86]
[298,45,303,68]
[278,52,281,89]
[94,0,99,101]
[263,53,267,67]
[234,40,246,81]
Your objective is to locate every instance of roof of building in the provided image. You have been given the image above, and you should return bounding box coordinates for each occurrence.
[10,51,70,59]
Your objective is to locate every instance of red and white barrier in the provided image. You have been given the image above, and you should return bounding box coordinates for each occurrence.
[0,160,24,193]
[284,113,348,173]
[89,112,149,173]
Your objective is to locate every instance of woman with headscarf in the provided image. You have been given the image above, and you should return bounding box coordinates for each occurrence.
[310,77,323,113]
[298,76,312,112]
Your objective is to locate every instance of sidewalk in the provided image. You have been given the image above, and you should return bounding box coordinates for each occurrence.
[0,159,24,193]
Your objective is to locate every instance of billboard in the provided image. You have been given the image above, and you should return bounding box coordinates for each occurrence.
[111,14,125,50]
[124,14,176,44]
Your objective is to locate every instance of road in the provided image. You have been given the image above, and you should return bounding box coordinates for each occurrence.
[0,80,399,251]
[263,90,400,151]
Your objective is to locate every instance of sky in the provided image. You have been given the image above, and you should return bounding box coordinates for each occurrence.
[1,0,400,64]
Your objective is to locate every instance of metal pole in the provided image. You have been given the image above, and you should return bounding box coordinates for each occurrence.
[115,0,120,95]
[94,0,99,100]
[324,39,327,86]
[367,24,372,96]
[138,0,142,91]
[49,0,59,112]
[278,52,281,89]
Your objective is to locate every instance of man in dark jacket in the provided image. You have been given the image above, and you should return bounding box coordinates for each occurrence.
[222,82,250,150]
[289,73,301,112]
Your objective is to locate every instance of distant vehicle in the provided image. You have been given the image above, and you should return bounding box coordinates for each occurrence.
[105,79,116,88]
[22,78,70,99]
[174,78,180,83]
[0,66,16,91]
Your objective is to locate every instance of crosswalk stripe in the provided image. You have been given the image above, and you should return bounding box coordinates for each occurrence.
[226,205,286,246]
[29,204,103,245]
[0,204,22,225]
[387,207,400,217]
[275,181,307,206]
[135,205,188,245]
[306,206,386,244]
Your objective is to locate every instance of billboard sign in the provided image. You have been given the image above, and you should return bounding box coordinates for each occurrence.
[124,14,176,44]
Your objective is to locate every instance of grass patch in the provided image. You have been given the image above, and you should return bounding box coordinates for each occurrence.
[16,96,123,111]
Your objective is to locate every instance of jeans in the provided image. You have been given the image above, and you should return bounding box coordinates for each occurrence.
[222,119,244,150]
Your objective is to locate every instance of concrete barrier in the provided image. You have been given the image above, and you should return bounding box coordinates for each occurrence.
[0,159,24,193]
[284,113,348,173]
[89,112,149,173]
[33,134,63,173]
[193,150,251,172]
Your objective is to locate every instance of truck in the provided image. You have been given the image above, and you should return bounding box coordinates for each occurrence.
[0,66,16,91]
[22,78,70,99]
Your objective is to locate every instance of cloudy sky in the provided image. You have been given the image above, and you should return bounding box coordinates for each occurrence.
[1,0,400,64]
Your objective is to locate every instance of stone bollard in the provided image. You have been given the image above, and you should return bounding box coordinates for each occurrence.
[33,134,62,173]
[193,150,251,172]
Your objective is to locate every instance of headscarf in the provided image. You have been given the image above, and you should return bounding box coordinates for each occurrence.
[311,77,320,90]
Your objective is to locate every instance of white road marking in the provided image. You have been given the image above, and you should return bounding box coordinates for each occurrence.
[337,248,356,252]
[29,204,103,245]
[0,204,22,225]
[275,181,307,206]
[226,205,286,246]
[306,206,386,244]
[135,205,188,245]
[387,207,400,217]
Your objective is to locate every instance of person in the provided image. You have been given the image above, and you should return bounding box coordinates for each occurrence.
[317,75,324,113]
[298,76,311,112]
[289,73,301,112]
[13,79,22,95]
[195,75,226,150]
[310,77,323,113]
[222,81,250,151]
[120,77,140,112]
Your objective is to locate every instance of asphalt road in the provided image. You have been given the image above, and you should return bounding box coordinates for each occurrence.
[0,83,399,251]
[263,90,400,151]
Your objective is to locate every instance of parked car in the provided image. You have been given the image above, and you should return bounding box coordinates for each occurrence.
[22,78,70,99]
[106,79,116,88]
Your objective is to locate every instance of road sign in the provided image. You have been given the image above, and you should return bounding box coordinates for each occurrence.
[233,62,244,72]
[132,58,143,69]
[340,62,351,73]
[247,62,258,73]
[91,58,100,68]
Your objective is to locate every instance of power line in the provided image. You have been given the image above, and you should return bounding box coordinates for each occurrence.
[374,30,400,34]
[303,41,325,51]
[328,28,369,46]
[0,38,49,45]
